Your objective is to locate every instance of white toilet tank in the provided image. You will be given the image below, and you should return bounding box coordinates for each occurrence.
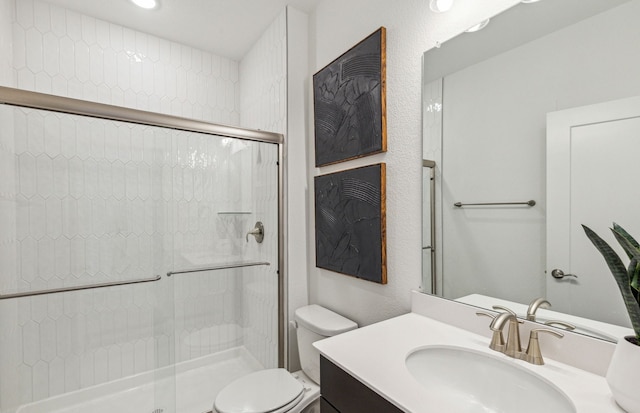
[294,305,357,384]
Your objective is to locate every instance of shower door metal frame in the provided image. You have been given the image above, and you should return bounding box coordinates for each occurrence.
[422,160,437,295]
[0,86,289,369]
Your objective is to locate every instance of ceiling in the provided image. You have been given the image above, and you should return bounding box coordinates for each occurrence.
[43,0,324,60]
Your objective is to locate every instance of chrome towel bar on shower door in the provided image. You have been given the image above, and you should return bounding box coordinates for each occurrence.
[0,275,162,300]
[454,200,536,207]
[0,259,273,297]
[166,261,271,277]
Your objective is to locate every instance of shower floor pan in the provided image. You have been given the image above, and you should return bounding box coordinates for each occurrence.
[17,347,263,413]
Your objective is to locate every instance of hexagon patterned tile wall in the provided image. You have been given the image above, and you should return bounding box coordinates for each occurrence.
[13,0,240,124]
[0,0,286,408]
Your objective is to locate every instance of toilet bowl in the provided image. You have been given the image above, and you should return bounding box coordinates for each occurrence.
[213,305,357,413]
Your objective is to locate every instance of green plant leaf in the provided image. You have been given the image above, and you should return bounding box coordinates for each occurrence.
[583,225,640,339]
[613,223,640,259]
[628,259,640,291]
[612,227,640,262]
[612,227,640,297]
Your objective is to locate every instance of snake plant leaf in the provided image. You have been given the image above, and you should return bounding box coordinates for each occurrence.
[612,226,640,262]
[582,225,640,339]
[628,259,640,294]
[612,227,640,293]
[613,223,640,251]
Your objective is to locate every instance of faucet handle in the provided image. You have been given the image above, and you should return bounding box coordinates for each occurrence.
[491,305,524,325]
[476,311,505,351]
[524,328,564,365]
[526,298,551,321]
[476,310,496,320]
[492,305,517,316]
[543,320,576,331]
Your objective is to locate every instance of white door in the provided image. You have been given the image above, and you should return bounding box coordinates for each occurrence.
[547,96,640,327]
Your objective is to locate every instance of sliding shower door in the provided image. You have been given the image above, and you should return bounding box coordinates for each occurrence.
[166,134,280,413]
[0,103,177,413]
[0,86,283,413]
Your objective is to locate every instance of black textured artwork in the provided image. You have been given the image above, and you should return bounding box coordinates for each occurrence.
[314,164,387,284]
[313,27,386,167]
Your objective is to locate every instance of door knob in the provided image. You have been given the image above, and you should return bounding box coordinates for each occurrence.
[551,269,578,279]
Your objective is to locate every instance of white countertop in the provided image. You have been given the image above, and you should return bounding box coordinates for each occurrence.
[314,311,623,413]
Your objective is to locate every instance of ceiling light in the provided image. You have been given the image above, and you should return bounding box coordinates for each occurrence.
[430,0,454,13]
[466,19,490,33]
[130,0,158,9]
[521,0,541,3]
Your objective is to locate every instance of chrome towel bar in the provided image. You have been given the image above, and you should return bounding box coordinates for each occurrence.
[0,261,272,299]
[454,200,536,207]
[166,261,271,277]
[0,275,162,300]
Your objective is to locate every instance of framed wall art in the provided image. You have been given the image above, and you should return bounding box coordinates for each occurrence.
[314,163,387,284]
[313,27,387,167]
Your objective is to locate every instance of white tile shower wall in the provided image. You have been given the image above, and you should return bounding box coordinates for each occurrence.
[0,98,20,411]
[238,10,287,369]
[0,0,279,407]
[239,10,287,134]
[12,0,240,124]
[0,0,14,86]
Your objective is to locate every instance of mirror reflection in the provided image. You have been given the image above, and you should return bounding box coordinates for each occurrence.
[422,0,640,342]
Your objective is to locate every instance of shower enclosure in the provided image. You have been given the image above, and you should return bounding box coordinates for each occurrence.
[0,86,284,413]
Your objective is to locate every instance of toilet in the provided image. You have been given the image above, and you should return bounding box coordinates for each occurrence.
[213,304,358,413]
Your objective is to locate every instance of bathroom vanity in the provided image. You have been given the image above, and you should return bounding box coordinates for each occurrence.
[320,356,402,413]
[315,292,624,413]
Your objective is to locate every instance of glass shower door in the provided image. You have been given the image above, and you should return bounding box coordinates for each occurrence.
[0,87,283,413]
[0,104,176,413]
[166,132,280,412]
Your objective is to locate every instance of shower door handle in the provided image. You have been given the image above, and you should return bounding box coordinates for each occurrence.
[246,221,264,243]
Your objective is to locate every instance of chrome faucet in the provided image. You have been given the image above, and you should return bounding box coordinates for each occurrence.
[491,306,522,357]
[526,298,551,321]
[476,311,505,351]
[478,305,564,365]
[527,298,577,331]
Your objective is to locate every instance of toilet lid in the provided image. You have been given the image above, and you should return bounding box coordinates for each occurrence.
[215,369,304,413]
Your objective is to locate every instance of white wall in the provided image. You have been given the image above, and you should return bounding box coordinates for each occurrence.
[284,6,310,371]
[306,0,520,326]
[439,1,640,303]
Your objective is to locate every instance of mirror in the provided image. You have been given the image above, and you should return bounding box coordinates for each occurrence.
[422,0,640,341]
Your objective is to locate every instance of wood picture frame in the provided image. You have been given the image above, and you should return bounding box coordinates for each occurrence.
[314,163,387,284]
[313,27,387,167]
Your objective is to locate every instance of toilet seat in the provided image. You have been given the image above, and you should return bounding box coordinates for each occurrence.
[214,368,304,413]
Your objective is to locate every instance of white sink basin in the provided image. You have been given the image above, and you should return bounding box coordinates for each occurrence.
[405,346,576,413]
